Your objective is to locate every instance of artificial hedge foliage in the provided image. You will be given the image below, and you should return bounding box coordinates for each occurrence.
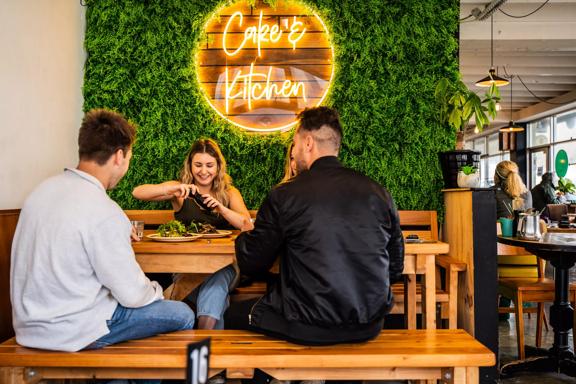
[83,0,459,211]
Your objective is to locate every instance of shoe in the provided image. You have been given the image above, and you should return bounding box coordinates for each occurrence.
[269,380,291,384]
[208,373,226,384]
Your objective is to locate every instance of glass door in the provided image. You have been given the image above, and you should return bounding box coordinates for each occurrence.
[530,147,549,188]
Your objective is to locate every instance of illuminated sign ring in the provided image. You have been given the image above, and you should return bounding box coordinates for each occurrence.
[196,0,335,132]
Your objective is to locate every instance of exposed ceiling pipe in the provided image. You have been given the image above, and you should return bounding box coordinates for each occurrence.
[470,0,509,21]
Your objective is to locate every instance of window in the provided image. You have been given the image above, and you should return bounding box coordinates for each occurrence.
[528,117,551,147]
[527,108,576,188]
[530,148,548,188]
[473,137,485,155]
[554,110,576,142]
[475,133,509,187]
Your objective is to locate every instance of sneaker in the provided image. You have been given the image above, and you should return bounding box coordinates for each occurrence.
[208,373,226,384]
[269,380,291,384]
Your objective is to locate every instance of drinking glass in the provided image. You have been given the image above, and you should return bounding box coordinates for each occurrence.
[131,220,145,240]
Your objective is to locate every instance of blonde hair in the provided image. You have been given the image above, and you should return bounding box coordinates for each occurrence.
[280,142,296,183]
[180,139,232,207]
[494,160,528,209]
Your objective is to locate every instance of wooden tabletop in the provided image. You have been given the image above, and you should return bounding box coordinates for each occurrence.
[547,226,576,234]
[133,233,449,330]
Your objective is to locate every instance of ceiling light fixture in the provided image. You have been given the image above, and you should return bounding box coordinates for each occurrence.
[499,75,524,133]
[475,15,509,88]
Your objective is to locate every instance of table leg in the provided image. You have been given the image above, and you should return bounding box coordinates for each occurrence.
[549,259,574,360]
[421,254,436,329]
[501,250,576,377]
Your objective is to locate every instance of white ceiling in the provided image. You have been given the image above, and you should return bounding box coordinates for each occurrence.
[460,0,576,131]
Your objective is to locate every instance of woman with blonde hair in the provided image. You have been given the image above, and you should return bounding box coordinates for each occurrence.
[133,138,253,231]
[494,160,533,218]
[280,142,297,183]
[133,139,249,330]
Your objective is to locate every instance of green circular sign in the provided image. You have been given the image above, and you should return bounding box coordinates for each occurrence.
[556,149,569,178]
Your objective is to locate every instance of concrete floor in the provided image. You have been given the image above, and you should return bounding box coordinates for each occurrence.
[498,311,576,383]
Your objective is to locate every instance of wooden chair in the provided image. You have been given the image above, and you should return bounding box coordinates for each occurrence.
[546,203,568,222]
[497,223,576,359]
[391,211,466,329]
[124,210,174,227]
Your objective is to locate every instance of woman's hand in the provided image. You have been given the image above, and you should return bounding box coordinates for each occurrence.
[201,194,224,213]
[165,184,198,199]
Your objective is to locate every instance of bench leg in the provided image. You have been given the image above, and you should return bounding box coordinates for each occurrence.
[0,368,30,384]
[446,267,459,329]
[440,367,476,384]
[404,274,417,329]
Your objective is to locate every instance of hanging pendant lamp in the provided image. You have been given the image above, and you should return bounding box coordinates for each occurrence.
[475,15,509,87]
[500,75,524,133]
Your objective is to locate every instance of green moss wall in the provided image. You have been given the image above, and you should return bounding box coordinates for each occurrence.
[83,0,459,210]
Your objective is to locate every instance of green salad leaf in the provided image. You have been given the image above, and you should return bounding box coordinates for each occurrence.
[157,220,187,237]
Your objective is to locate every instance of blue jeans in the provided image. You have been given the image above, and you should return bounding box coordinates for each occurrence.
[197,264,237,329]
[87,300,194,349]
[85,300,194,384]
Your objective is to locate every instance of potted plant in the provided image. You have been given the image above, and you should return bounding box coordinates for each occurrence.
[435,75,501,188]
[557,177,576,203]
[457,165,480,188]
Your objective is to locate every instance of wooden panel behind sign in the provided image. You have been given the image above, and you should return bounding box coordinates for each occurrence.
[196,0,334,132]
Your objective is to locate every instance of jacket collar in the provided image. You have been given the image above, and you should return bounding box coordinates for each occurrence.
[310,156,342,170]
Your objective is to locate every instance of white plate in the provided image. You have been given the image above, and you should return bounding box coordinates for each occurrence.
[196,230,233,239]
[146,233,202,242]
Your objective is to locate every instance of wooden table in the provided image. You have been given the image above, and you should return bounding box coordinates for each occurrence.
[498,233,576,376]
[547,226,576,233]
[133,231,449,330]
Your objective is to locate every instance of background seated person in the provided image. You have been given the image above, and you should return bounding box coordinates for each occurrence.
[531,172,559,212]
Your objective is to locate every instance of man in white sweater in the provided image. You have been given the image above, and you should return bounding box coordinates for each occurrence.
[11,109,195,353]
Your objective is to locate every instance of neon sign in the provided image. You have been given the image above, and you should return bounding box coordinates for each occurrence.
[197,0,334,132]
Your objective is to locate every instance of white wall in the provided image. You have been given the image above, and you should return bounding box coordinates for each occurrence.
[0,0,85,209]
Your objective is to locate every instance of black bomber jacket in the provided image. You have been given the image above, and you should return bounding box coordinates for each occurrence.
[235,156,404,345]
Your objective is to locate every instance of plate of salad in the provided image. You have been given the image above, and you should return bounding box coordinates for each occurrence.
[147,220,202,242]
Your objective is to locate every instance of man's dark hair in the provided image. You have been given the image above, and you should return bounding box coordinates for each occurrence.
[297,106,342,150]
[542,172,553,183]
[78,109,136,165]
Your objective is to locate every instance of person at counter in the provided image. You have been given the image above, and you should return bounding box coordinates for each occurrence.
[494,160,532,217]
[493,160,532,321]
[10,109,194,355]
[132,138,252,231]
[227,106,405,345]
[531,172,559,212]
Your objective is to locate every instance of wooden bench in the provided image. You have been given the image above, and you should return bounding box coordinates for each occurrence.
[0,329,494,384]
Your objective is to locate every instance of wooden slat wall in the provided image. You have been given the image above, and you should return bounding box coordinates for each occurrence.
[0,210,19,342]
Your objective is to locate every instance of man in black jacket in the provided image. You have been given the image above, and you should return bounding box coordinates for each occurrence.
[226,106,404,345]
